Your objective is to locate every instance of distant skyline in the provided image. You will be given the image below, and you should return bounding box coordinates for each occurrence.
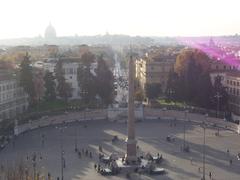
[0,0,239,39]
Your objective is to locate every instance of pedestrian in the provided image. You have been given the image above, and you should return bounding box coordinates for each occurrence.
[99,145,102,152]
[198,167,201,173]
[190,157,193,164]
[78,151,81,158]
[230,159,232,165]
[48,172,51,180]
[227,149,229,154]
[94,163,97,170]
[97,164,100,172]
[75,147,78,152]
[209,171,212,179]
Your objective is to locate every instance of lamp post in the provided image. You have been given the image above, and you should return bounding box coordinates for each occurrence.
[202,114,208,180]
[32,152,37,180]
[183,110,188,151]
[56,126,67,180]
[74,125,78,152]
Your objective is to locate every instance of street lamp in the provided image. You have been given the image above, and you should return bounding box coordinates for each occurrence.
[74,125,78,152]
[56,126,67,180]
[202,114,208,180]
[183,110,188,151]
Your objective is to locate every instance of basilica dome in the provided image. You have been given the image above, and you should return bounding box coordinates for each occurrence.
[44,23,57,39]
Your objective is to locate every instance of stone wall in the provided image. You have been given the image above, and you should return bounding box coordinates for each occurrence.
[14,107,239,136]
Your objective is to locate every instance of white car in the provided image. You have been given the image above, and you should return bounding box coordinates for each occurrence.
[237,153,240,160]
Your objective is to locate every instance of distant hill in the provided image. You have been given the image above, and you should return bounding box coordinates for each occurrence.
[0,34,177,46]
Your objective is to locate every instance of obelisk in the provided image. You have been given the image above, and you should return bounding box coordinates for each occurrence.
[125,55,137,163]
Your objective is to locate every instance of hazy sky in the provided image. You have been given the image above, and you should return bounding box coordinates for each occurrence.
[0,0,239,39]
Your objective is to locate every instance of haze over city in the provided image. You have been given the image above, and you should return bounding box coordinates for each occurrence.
[1,0,240,180]
[0,0,239,39]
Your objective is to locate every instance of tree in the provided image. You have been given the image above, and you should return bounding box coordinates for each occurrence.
[195,73,214,108]
[184,58,201,102]
[44,71,56,101]
[170,53,215,109]
[175,49,211,76]
[95,55,114,105]
[165,70,178,101]
[77,52,97,104]
[80,51,95,65]
[135,89,144,102]
[19,52,36,105]
[33,70,45,102]
[55,60,72,102]
[212,75,229,112]
[145,83,162,100]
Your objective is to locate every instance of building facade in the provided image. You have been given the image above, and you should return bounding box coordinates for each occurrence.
[0,71,28,121]
[136,53,175,92]
[210,71,240,121]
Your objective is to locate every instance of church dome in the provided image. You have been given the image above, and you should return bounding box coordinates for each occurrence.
[44,23,56,39]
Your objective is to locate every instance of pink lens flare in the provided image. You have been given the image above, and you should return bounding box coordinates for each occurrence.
[177,37,240,69]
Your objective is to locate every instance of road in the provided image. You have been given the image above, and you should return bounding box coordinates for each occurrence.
[1,120,240,180]
[113,53,128,105]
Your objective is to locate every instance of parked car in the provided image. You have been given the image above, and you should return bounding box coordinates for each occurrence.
[150,167,165,175]
[166,135,175,142]
[100,168,113,176]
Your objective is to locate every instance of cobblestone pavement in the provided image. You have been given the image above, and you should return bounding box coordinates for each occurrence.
[0,119,240,180]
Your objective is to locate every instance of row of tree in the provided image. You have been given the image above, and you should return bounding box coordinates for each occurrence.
[77,53,114,105]
[19,52,114,107]
[166,49,228,111]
